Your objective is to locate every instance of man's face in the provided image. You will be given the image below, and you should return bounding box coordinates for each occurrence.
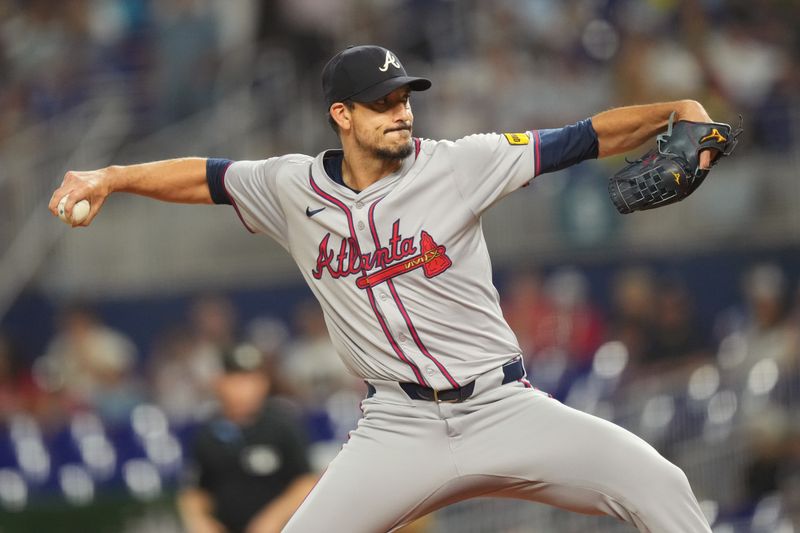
[349,86,414,160]
[215,372,269,423]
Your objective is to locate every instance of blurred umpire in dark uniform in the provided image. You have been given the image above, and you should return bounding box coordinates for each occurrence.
[178,344,317,533]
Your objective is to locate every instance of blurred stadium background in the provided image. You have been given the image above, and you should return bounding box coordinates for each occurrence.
[0,0,799,531]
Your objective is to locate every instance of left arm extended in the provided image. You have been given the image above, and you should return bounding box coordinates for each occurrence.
[591,100,713,163]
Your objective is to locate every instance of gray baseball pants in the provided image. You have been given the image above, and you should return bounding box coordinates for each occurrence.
[283,364,711,532]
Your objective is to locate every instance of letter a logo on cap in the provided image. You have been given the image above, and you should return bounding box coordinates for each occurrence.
[379,51,401,72]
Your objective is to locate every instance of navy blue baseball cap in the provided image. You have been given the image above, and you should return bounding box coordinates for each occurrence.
[322,45,432,107]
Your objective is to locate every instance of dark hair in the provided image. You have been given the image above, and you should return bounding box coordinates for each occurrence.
[327,100,355,134]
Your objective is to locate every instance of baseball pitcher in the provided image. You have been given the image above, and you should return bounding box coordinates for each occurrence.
[52,45,740,532]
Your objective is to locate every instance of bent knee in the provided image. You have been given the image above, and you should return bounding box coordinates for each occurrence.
[629,458,709,531]
[630,456,699,513]
[657,460,692,494]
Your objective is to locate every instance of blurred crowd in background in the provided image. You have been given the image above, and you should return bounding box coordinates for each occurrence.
[0,0,798,145]
[1,259,799,529]
[1,0,799,531]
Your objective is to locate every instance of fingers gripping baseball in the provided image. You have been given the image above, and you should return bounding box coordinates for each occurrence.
[49,169,110,227]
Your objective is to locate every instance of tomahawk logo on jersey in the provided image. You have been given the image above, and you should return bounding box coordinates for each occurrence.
[54,43,717,533]
[206,120,601,388]
[311,221,452,288]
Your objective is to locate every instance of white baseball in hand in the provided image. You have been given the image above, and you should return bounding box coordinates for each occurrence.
[57,195,91,225]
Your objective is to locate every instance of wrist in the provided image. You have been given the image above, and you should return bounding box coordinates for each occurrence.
[675,100,710,123]
[104,165,126,194]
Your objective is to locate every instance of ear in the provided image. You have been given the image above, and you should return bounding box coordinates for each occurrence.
[330,102,352,132]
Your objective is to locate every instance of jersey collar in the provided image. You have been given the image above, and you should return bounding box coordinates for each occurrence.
[314,140,419,200]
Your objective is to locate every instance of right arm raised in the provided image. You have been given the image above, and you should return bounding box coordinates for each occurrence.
[48,157,212,226]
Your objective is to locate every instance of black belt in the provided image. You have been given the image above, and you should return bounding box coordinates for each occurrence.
[366,357,526,403]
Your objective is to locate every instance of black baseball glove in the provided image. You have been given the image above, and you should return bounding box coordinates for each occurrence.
[608,113,743,214]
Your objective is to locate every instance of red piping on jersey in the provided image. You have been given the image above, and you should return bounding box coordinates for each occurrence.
[309,170,427,386]
[367,198,460,389]
[533,130,541,177]
[414,137,421,158]
[220,161,256,234]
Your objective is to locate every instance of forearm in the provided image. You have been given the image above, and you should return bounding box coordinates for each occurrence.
[178,489,227,533]
[246,474,318,532]
[107,157,212,204]
[272,474,317,518]
[592,100,711,158]
[50,157,214,225]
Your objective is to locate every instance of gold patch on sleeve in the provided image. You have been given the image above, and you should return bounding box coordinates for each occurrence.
[503,133,529,145]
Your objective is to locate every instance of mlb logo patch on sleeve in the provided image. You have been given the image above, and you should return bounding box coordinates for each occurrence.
[503,133,529,145]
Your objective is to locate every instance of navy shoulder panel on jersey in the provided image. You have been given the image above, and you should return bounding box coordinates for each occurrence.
[206,157,233,205]
[536,118,599,175]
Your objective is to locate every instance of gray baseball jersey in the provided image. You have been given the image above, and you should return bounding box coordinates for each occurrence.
[223,133,538,390]
[216,133,711,532]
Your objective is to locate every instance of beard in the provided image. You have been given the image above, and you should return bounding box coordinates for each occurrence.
[355,126,414,161]
[374,139,414,160]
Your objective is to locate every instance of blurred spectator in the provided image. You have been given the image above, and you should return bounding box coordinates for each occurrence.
[87,0,158,131]
[179,344,316,533]
[541,267,605,366]
[190,293,238,351]
[501,269,555,358]
[741,408,793,507]
[502,268,603,396]
[502,269,566,393]
[637,35,706,103]
[150,294,237,424]
[35,302,142,423]
[150,325,221,425]
[255,0,332,74]
[640,278,712,374]
[244,315,293,398]
[608,266,657,365]
[152,0,220,123]
[0,332,38,422]
[280,301,362,409]
[718,264,799,377]
[0,0,91,122]
[705,15,788,110]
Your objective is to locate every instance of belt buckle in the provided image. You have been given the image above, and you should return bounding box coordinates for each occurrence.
[433,388,460,403]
